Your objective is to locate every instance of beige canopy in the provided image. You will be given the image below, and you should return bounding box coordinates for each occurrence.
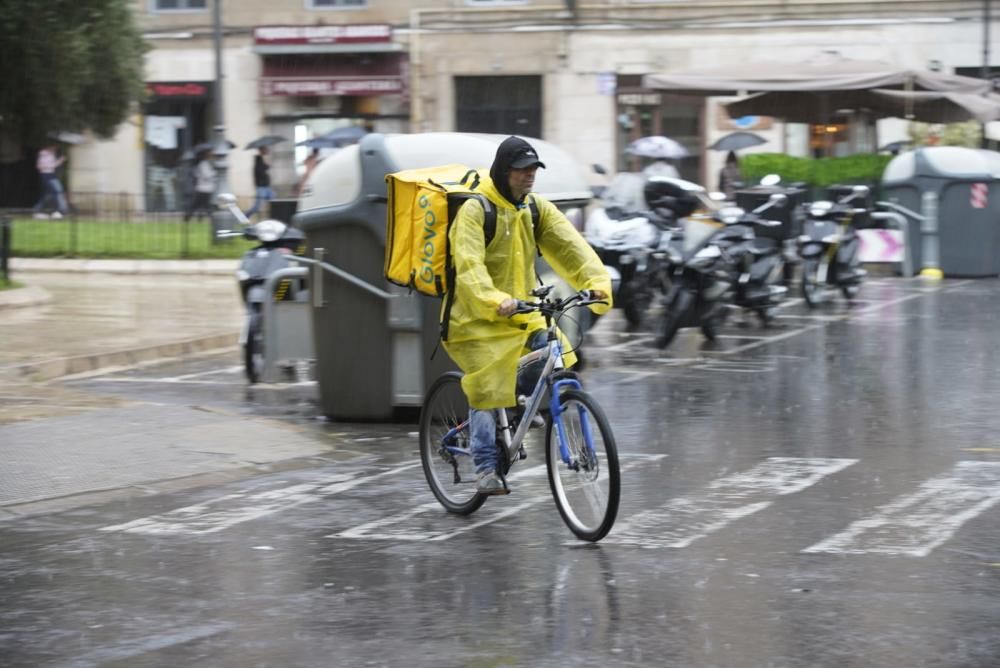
[642,56,990,96]
[723,89,1000,124]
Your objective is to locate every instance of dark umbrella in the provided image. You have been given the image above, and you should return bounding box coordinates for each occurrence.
[879,140,913,154]
[244,135,286,150]
[709,132,768,152]
[297,125,368,149]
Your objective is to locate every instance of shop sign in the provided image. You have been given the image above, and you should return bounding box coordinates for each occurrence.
[616,93,661,106]
[254,24,392,45]
[261,78,404,96]
[146,82,211,99]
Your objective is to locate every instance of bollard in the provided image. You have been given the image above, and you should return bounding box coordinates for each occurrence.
[919,190,943,280]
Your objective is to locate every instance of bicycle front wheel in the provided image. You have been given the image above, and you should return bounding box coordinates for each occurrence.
[545,389,620,541]
[419,372,486,515]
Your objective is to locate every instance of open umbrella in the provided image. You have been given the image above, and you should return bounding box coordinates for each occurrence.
[50,131,86,145]
[625,135,689,160]
[297,125,368,149]
[709,132,768,152]
[244,135,286,150]
[192,140,236,154]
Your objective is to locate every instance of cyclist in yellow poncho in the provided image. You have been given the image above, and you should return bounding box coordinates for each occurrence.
[442,136,612,494]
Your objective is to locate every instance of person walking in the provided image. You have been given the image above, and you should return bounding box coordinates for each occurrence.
[32,144,69,219]
[442,136,613,494]
[718,150,743,200]
[183,149,217,222]
[296,148,320,197]
[244,146,274,218]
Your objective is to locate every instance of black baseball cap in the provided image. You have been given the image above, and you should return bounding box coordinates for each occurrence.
[510,144,546,169]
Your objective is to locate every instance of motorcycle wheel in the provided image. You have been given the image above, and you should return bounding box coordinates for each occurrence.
[655,289,692,349]
[800,258,823,309]
[244,315,264,384]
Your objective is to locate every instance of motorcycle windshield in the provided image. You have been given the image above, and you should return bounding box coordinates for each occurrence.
[803,220,839,240]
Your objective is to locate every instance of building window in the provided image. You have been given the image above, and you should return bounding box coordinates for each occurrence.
[152,0,207,11]
[455,76,542,139]
[308,0,367,8]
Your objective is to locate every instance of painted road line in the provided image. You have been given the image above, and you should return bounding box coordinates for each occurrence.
[100,464,420,535]
[335,454,668,541]
[609,457,858,549]
[599,335,655,352]
[802,461,1000,557]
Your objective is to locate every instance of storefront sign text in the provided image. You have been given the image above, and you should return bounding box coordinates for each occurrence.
[261,78,404,96]
[254,24,392,45]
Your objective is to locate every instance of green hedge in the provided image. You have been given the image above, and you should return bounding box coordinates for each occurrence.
[741,153,893,192]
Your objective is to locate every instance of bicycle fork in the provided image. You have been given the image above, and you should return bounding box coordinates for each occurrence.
[550,377,597,471]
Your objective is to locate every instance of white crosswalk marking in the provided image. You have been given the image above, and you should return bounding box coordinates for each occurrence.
[100,465,420,535]
[608,457,858,548]
[335,455,667,541]
[803,461,1000,557]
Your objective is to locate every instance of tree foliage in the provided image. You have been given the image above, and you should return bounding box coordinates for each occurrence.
[0,0,146,147]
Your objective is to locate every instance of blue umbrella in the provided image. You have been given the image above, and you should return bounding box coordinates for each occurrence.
[297,125,368,149]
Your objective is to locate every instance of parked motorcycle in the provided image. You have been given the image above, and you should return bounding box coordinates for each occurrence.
[652,179,788,349]
[584,169,690,328]
[797,185,869,307]
[216,194,306,383]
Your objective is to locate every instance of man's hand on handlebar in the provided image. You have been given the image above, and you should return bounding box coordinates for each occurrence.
[498,298,519,317]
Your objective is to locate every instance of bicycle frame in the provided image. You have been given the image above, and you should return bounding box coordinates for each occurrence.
[438,307,597,478]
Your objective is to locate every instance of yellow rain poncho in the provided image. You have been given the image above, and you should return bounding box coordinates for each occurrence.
[442,176,612,409]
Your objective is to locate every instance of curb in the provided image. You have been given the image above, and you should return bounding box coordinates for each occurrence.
[2,331,239,382]
[0,284,52,310]
[10,258,236,276]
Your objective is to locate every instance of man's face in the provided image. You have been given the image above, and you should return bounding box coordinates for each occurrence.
[508,166,538,201]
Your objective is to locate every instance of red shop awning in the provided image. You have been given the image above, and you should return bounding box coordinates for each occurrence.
[260,52,407,97]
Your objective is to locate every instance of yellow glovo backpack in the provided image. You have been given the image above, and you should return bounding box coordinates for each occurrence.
[384,164,493,297]
[384,163,540,339]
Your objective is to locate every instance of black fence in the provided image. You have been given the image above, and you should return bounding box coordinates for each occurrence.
[4,191,255,260]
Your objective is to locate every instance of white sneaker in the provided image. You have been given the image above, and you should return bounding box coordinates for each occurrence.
[32,212,48,220]
[51,212,63,219]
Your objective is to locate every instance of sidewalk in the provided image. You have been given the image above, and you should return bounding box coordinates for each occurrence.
[0,258,353,517]
[1,258,242,381]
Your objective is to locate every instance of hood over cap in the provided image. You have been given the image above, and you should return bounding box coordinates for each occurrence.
[489,136,547,206]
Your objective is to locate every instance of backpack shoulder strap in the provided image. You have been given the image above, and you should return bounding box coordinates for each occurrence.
[441,194,495,342]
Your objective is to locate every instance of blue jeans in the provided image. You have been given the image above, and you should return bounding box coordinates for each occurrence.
[244,186,275,217]
[33,174,68,214]
[469,330,548,474]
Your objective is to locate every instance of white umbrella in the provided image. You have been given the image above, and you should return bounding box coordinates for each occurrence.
[626,136,689,160]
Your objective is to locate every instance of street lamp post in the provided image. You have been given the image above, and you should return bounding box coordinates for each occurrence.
[212,0,230,198]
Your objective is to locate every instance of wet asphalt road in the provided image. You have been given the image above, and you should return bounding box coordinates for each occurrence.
[2,277,1000,667]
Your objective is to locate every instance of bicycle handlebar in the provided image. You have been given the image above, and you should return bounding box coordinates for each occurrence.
[510,289,608,316]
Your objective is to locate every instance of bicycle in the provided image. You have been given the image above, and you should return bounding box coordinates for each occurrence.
[419,286,621,542]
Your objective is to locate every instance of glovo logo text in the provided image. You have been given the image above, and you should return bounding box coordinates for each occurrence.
[418,194,437,285]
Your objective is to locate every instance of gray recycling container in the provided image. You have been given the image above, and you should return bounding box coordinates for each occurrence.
[293,133,595,421]
[882,147,1000,277]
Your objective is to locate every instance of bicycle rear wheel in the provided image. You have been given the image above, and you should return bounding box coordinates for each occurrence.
[545,389,620,541]
[419,372,486,515]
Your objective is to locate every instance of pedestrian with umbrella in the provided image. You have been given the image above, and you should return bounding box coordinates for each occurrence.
[243,136,285,218]
[709,133,767,199]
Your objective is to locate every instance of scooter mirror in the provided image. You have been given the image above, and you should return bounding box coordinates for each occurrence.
[216,193,237,207]
[708,191,727,202]
[760,174,781,187]
[767,193,788,207]
[852,185,870,195]
[592,163,608,175]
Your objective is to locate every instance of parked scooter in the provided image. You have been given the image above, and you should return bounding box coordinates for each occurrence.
[584,171,679,328]
[797,185,869,307]
[215,194,306,383]
[652,179,787,349]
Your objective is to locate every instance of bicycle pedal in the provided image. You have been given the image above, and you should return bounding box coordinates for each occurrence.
[517,446,527,460]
